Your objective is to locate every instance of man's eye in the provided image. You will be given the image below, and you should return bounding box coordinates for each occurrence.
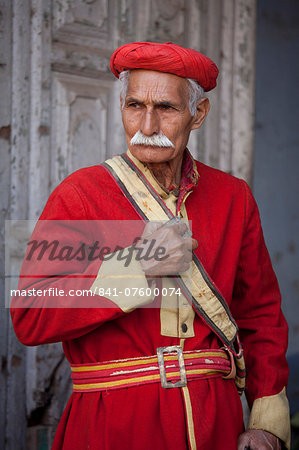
[128,102,140,108]
[160,104,173,110]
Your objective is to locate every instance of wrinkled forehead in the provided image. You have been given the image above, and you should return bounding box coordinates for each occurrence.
[126,69,189,102]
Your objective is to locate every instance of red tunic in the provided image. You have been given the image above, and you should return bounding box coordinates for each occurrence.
[11,155,289,450]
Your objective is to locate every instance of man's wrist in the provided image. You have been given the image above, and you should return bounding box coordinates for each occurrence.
[248,388,290,449]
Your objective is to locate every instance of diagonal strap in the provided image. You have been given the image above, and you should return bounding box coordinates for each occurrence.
[102,153,240,350]
[118,153,240,349]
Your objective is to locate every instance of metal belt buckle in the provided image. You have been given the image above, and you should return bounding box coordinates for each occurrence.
[157,345,187,389]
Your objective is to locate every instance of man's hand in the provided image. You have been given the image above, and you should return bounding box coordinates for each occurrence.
[238,429,281,449]
[136,221,198,277]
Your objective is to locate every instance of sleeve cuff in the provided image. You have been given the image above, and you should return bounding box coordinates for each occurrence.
[248,387,291,449]
[90,246,155,312]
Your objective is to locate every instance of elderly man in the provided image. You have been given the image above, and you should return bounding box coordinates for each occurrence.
[11,42,290,449]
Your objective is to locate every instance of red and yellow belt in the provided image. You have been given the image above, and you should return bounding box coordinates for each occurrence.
[71,346,235,392]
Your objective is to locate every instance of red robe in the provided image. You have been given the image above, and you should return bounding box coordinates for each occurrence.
[11,152,289,450]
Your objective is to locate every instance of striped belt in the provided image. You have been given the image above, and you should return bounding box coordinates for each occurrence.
[71,346,235,393]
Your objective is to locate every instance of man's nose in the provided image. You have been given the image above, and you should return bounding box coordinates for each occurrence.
[140,108,159,136]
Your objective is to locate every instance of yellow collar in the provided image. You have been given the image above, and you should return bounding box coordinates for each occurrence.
[126,149,199,200]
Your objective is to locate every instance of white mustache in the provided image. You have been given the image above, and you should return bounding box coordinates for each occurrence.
[130,130,175,148]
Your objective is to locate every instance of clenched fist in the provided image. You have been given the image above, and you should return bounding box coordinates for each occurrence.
[135,221,198,277]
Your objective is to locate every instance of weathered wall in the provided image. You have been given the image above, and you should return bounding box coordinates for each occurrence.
[1,1,257,448]
[0,2,12,449]
[253,0,299,414]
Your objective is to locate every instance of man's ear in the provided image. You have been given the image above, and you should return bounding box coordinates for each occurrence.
[191,97,210,130]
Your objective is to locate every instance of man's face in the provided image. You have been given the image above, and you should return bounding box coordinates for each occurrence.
[121,69,200,165]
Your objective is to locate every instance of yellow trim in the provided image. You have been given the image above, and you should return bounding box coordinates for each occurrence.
[71,356,158,372]
[182,385,197,450]
[185,369,224,376]
[248,387,290,449]
[74,373,162,390]
[160,276,195,338]
[90,246,154,313]
[73,369,225,391]
[71,351,228,372]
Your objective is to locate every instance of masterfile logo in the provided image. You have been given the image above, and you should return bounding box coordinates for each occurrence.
[6,219,192,309]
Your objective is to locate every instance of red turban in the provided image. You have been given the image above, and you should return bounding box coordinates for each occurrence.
[110,42,219,92]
